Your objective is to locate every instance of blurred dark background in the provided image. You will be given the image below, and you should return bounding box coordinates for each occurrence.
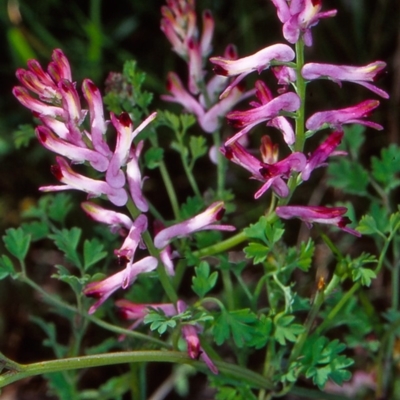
[0,0,398,398]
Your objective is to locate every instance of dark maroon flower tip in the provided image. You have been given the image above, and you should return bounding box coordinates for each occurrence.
[203,9,212,19]
[50,165,63,180]
[118,112,132,127]
[222,146,233,160]
[215,208,226,221]
[213,65,228,76]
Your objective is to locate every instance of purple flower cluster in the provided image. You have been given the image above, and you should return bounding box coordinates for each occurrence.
[160,0,255,133]
[13,49,234,359]
[211,0,387,236]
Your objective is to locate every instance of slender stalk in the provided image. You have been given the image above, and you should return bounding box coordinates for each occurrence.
[21,273,169,348]
[221,269,235,310]
[0,351,274,390]
[193,230,247,258]
[212,130,227,199]
[294,38,306,153]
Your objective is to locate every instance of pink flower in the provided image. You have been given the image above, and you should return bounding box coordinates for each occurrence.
[81,201,133,234]
[35,126,109,172]
[276,205,361,236]
[160,1,214,94]
[301,130,345,181]
[154,202,235,249]
[271,0,337,46]
[82,79,112,157]
[126,141,149,213]
[14,48,71,103]
[210,44,295,98]
[306,100,383,132]
[106,111,157,189]
[221,139,306,198]
[225,89,300,145]
[302,62,388,98]
[83,256,158,314]
[40,156,128,207]
[177,301,218,374]
[114,215,148,288]
[162,72,254,133]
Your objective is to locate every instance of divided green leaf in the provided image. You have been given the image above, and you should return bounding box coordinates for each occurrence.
[192,261,218,298]
[2,227,31,262]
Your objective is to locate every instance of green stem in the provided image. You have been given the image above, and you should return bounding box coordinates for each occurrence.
[316,225,398,335]
[212,130,226,199]
[0,351,274,390]
[183,158,202,198]
[158,160,181,219]
[21,274,169,348]
[221,269,235,310]
[148,131,180,219]
[294,38,306,153]
[193,230,247,258]
[288,289,325,365]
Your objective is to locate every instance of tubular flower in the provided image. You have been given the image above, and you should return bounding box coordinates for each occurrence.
[302,62,389,99]
[83,256,158,314]
[210,44,295,98]
[40,156,128,207]
[276,205,361,237]
[154,202,235,249]
[162,72,254,134]
[221,140,306,198]
[106,111,157,189]
[81,201,133,234]
[36,126,109,172]
[271,0,337,46]
[225,90,300,145]
[126,141,149,213]
[177,301,218,374]
[301,130,345,181]
[82,79,112,157]
[306,100,383,132]
[114,215,148,289]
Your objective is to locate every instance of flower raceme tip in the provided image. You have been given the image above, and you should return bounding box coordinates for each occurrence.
[271,0,337,46]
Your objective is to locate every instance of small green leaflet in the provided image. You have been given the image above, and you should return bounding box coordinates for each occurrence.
[244,217,284,264]
[0,255,15,280]
[2,227,31,263]
[49,227,82,269]
[273,313,304,346]
[213,309,259,348]
[371,144,400,190]
[83,238,107,272]
[192,261,218,298]
[301,336,353,389]
[327,158,369,196]
[144,147,164,169]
